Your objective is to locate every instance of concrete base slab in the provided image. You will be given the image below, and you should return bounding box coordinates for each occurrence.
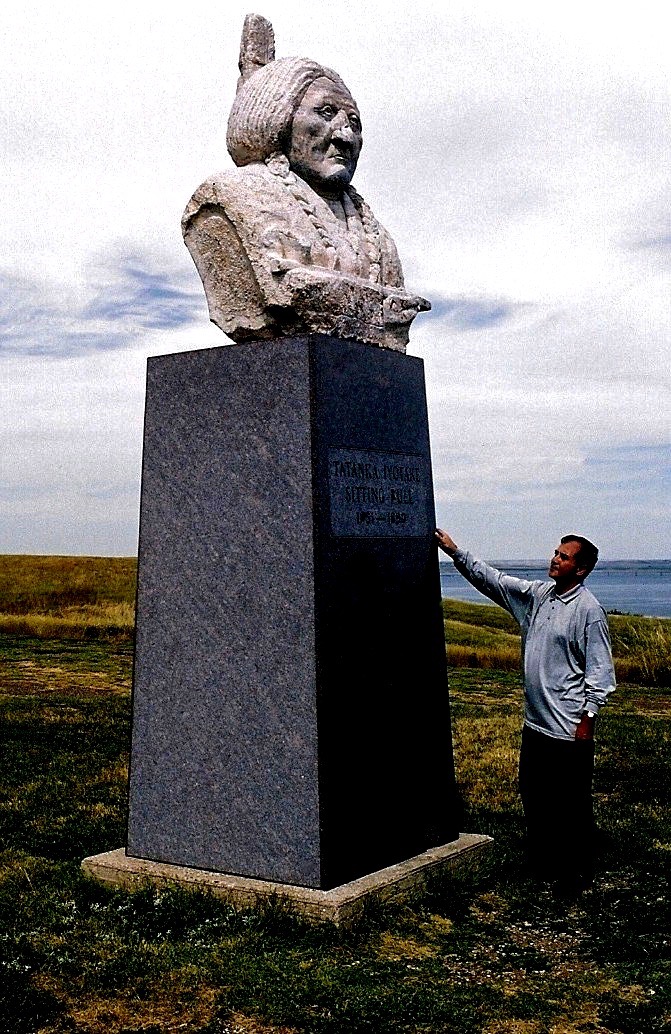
[82,834,493,925]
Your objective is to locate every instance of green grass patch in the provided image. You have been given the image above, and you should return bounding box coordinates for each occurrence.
[1,558,671,1031]
[0,556,137,613]
[443,596,671,687]
[608,613,671,686]
[1,637,670,1031]
[0,555,136,640]
[442,598,520,635]
[0,692,130,861]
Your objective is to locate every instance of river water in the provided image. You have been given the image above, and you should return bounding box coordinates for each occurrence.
[440,560,671,618]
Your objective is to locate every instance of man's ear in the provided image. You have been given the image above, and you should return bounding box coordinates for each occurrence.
[576,565,588,582]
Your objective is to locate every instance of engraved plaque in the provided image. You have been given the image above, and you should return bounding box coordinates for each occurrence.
[328,448,428,537]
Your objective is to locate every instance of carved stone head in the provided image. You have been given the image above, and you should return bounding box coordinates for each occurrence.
[227,54,362,199]
[288,78,362,199]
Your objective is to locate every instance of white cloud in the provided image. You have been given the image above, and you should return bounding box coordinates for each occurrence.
[1,0,669,556]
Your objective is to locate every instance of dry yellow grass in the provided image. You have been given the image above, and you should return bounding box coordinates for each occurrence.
[0,602,135,639]
[448,643,521,671]
[0,556,136,639]
[452,713,524,813]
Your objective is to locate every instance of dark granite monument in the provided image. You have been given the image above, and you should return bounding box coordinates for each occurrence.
[126,336,460,889]
[83,15,491,913]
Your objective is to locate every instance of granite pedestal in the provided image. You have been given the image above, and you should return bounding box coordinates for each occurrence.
[126,335,461,890]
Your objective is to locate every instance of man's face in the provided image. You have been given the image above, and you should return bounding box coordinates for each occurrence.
[288,77,363,198]
[549,541,585,586]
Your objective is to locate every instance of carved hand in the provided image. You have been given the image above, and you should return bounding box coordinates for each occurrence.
[383,292,431,325]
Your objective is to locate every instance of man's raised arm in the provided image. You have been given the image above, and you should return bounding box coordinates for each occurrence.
[435,528,538,626]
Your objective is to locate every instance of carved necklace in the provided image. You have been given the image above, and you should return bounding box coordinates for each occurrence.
[265,152,382,284]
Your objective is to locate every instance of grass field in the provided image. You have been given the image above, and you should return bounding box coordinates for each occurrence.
[1,555,669,685]
[1,557,670,1033]
[0,556,136,640]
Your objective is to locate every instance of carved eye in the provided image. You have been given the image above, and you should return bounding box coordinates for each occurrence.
[349,114,361,133]
[317,105,337,120]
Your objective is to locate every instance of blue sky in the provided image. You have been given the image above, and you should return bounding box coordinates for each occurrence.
[1,0,669,558]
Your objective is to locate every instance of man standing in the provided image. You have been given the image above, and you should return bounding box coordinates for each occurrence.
[435,529,616,898]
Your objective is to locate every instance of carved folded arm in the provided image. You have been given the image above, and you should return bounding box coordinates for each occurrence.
[182,170,430,349]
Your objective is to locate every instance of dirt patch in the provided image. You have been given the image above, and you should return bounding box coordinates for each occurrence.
[1,664,130,698]
[49,985,218,1034]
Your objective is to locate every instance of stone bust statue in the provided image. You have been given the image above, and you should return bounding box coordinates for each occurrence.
[182,14,430,351]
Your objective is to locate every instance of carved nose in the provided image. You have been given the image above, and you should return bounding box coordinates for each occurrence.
[331,112,355,142]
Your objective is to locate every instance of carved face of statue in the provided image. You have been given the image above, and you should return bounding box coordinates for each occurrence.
[288,77,362,198]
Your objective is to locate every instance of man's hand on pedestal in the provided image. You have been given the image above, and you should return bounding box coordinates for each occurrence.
[435,529,459,557]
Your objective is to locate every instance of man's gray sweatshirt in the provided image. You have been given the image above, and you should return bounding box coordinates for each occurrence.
[452,550,616,741]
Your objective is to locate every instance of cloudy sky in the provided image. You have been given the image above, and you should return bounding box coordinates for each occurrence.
[2,0,669,558]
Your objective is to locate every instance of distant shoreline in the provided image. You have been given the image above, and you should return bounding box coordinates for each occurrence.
[439,559,671,570]
[440,559,671,619]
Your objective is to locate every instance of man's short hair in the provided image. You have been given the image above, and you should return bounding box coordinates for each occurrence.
[561,534,599,578]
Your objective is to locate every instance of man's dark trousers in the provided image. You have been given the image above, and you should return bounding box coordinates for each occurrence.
[519,724,595,889]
